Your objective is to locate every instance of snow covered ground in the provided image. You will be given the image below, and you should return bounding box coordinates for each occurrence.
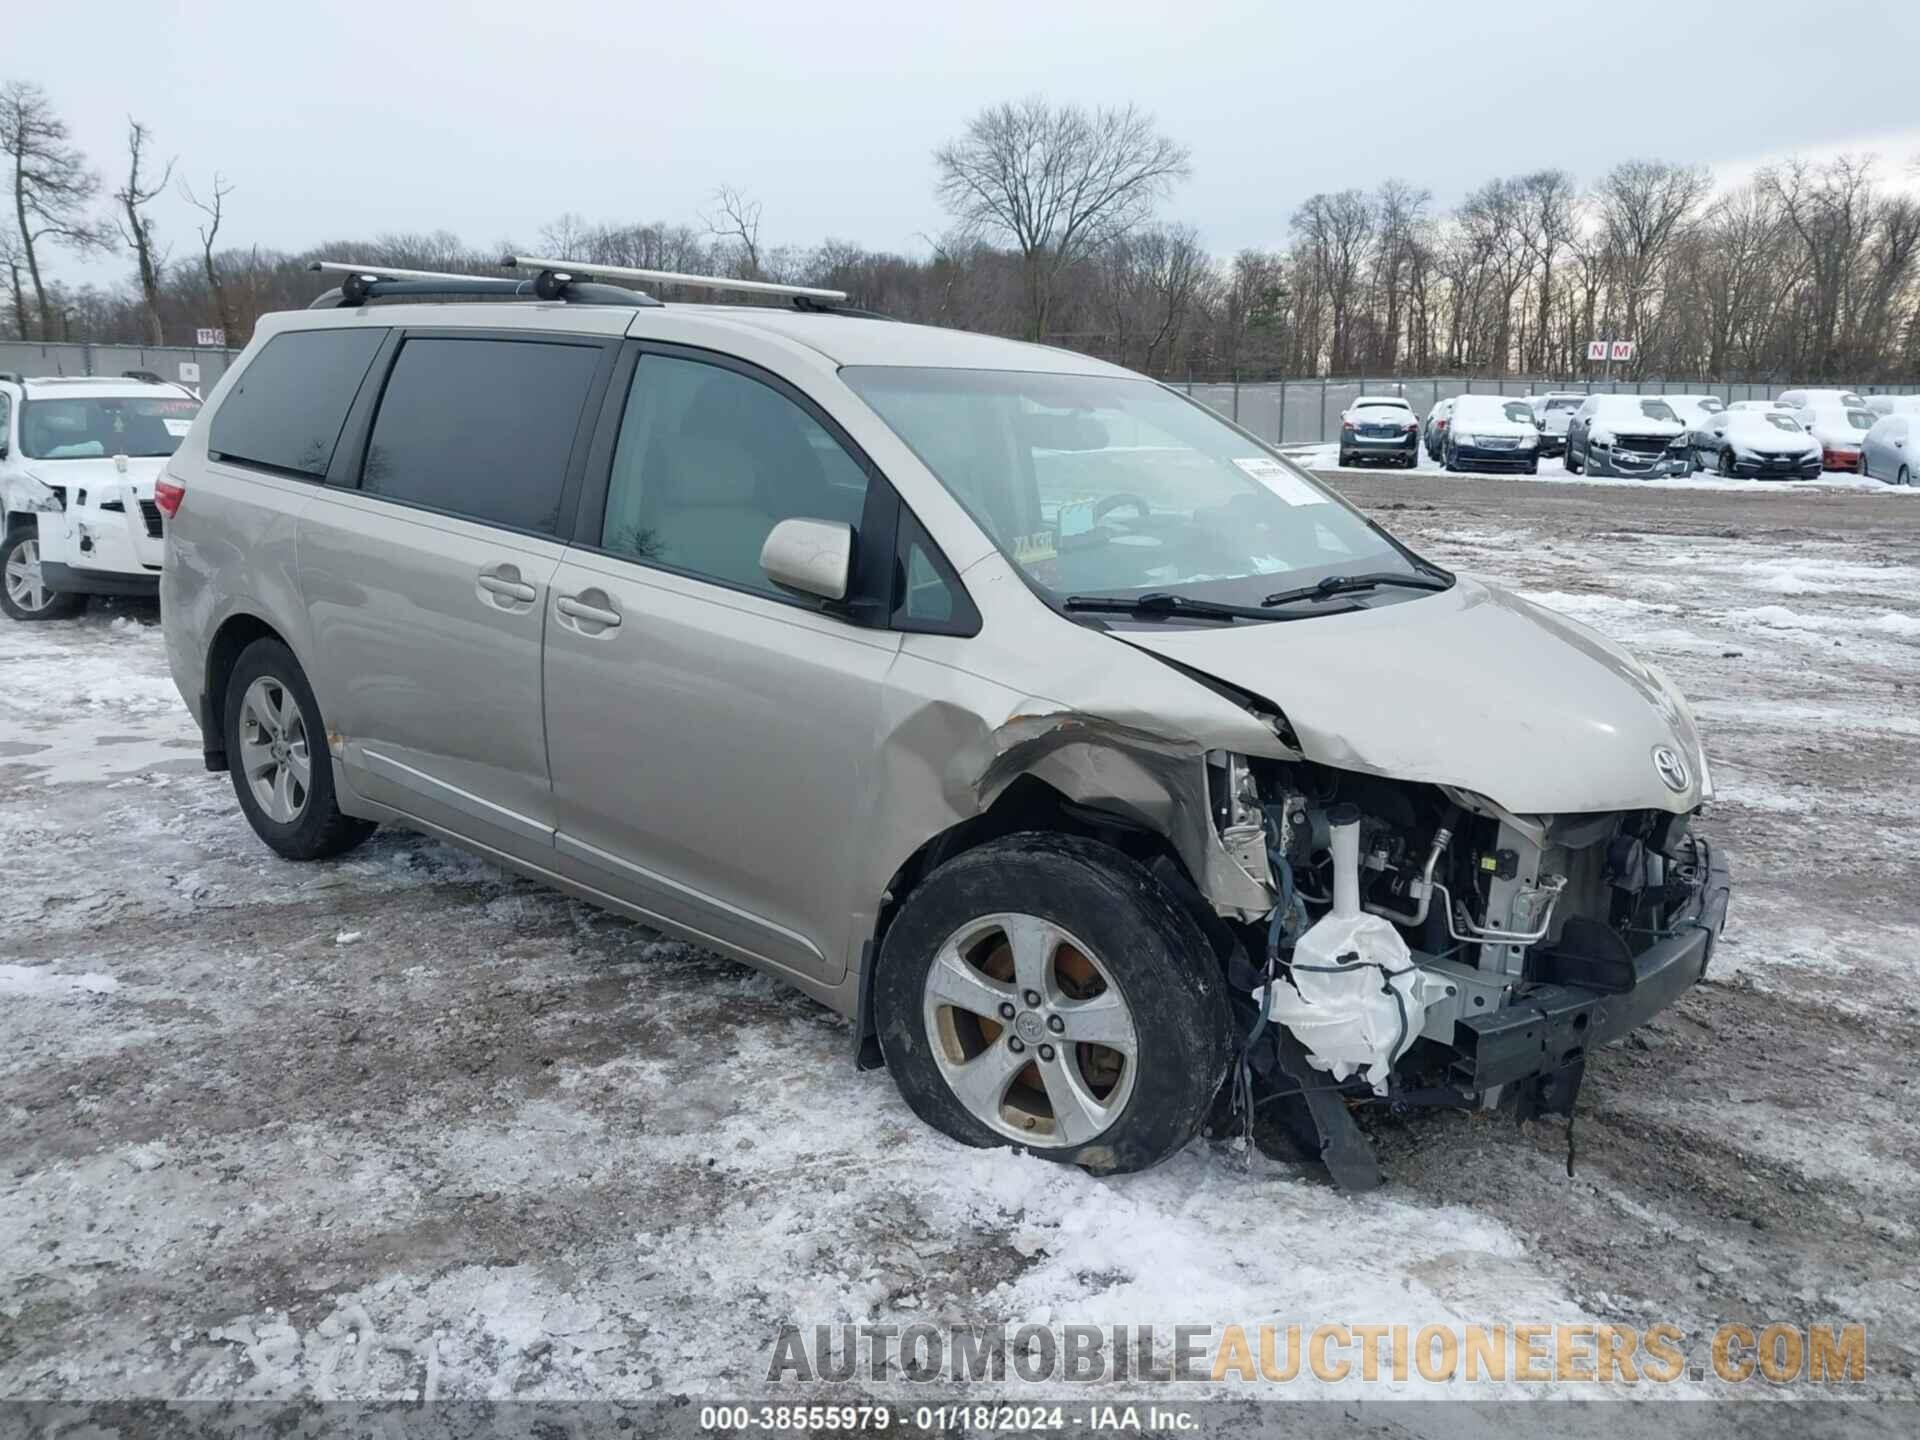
[2,478,1918,1420]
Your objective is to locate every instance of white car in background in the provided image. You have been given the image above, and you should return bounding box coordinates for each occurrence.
[1800,403,1875,473]
[1336,395,1420,468]
[1864,394,1920,418]
[1692,409,1821,480]
[1663,394,1728,468]
[1859,413,1914,485]
[1521,391,1586,456]
[1775,387,1866,415]
[0,372,201,621]
[1726,400,1793,413]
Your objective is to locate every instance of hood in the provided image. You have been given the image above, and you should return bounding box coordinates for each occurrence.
[1594,415,1684,438]
[22,456,167,493]
[1119,577,1710,816]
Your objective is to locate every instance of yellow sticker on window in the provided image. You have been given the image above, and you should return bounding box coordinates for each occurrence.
[1012,530,1058,563]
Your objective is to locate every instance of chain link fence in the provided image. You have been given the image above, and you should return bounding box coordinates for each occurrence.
[1174,375,1916,448]
[0,340,239,395]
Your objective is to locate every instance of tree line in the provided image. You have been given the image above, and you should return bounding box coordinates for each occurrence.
[5,81,1917,383]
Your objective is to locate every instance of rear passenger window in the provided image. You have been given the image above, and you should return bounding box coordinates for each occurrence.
[209,328,386,478]
[598,354,869,596]
[361,337,601,534]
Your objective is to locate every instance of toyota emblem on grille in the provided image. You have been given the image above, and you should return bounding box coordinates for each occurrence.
[1652,746,1690,793]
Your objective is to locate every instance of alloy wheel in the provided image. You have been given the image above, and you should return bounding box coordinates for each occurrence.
[922,912,1138,1147]
[4,536,56,614]
[238,675,312,824]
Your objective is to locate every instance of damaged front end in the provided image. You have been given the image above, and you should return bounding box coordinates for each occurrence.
[1211,753,1732,1189]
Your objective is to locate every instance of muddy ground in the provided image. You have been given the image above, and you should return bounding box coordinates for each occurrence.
[1,472,1917,1423]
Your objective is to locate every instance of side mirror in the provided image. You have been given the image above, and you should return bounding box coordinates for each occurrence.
[761,517,852,602]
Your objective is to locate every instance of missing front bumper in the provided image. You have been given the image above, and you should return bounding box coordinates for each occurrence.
[1449,838,1731,1093]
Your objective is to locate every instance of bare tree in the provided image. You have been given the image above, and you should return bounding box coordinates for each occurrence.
[114,119,175,345]
[0,81,110,339]
[935,97,1190,341]
[1290,190,1375,372]
[704,184,763,279]
[0,220,27,339]
[1594,159,1709,371]
[181,171,235,344]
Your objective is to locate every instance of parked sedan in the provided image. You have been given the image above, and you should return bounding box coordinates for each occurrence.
[1442,395,1541,473]
[1337,395,1420,468]
[1694,409,1821,479]
[1802,404,1875,472]
[1423,397,1455,460]
[1664,393,1727,468]
[1859,414,1915,485]
[1563,396,1690,478]
[1776,387,1866,415]
[1522,391,1587,456]
[1864,394,1920,418]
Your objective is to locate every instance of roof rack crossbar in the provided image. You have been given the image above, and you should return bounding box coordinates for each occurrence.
[501,254,848,304]
[307,260,663,309]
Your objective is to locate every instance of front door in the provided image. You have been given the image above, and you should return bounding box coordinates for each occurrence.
[298,331,609,858]
[543,349,899,982]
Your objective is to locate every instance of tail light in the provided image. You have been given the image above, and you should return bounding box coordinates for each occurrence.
[154,477,186,519]
[1341,421,1354,432]
[1437,419,1449,432]
[1404,420,1419,432]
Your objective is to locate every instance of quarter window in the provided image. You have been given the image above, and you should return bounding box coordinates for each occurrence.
[599,354,869,596]
[209,328,385,478]
[361,337,601,533]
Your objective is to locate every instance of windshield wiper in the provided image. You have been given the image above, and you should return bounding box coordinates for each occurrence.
[1062,591,1358,624]
[1260,570,1452,609]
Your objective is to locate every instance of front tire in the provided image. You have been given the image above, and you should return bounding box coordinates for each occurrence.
[223,638,376,861]
[1900,466,1912,487]
[874,833,1232,1174]
[1718,448,1737,478]
[1565,440,1582,474]
[1,524,85,622]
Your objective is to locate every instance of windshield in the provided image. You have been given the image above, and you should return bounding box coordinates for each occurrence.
[843,367,1423,606]
[1733,413,1805,436]
[1453,396,1535,425]
[21,395,200,459]
[1353,400,1409,413]
[1541,397,1583,413]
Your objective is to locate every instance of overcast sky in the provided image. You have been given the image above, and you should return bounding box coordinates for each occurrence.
[15,0,1920,291]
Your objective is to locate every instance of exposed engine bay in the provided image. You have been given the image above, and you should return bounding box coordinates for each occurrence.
[1206,752,1732,1189]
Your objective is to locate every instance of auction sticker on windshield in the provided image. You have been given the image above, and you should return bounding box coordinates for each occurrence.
[1233,456,1326,507]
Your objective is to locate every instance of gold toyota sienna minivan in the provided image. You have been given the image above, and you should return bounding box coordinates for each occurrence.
[158,258,1729,1187]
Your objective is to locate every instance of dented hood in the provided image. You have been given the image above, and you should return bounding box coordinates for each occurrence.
[1119,576,1710,816]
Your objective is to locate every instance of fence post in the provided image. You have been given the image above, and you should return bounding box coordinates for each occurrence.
[82,342,96,377]
[1318,378,1328,445]
[1232,372,1240,423]
[1278,378,1287,444]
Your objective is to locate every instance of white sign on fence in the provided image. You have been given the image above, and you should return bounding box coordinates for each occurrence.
[194,328,225,347]
[177,361,201,383]
[1586,340,1608,361]
[1610,340,1636,361]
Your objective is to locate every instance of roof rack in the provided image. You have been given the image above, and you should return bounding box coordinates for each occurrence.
[501,255,854,309]
[306,260,662,310]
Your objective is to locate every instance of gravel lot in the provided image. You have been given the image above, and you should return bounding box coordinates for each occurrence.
[2,471,1917,1419]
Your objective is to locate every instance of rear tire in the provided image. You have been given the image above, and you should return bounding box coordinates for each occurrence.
[874,833,1233,1175]
[1565,441,1582,474]
[223,638,376,861]
[1900,466,1912,487]
[1718,448,1737,478]
[1,524,85,622]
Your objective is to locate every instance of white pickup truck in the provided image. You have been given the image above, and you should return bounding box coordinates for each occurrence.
[0,373,200,620]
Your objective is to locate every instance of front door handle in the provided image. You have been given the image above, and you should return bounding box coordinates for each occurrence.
[557,594,622,628]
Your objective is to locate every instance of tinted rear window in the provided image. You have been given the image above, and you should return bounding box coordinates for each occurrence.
[210,328,386,477]
[360,337,601,533]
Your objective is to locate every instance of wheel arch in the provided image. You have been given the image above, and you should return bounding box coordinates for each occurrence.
[202,611,293,767]
[851,773,1244,1066]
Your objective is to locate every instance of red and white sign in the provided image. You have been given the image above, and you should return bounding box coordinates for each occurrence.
[1586,340,1608,361]
[195,327,226,347]
[1610,340,1636,362]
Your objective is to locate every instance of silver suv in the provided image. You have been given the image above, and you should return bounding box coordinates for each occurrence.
[159,258,1729,1185]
